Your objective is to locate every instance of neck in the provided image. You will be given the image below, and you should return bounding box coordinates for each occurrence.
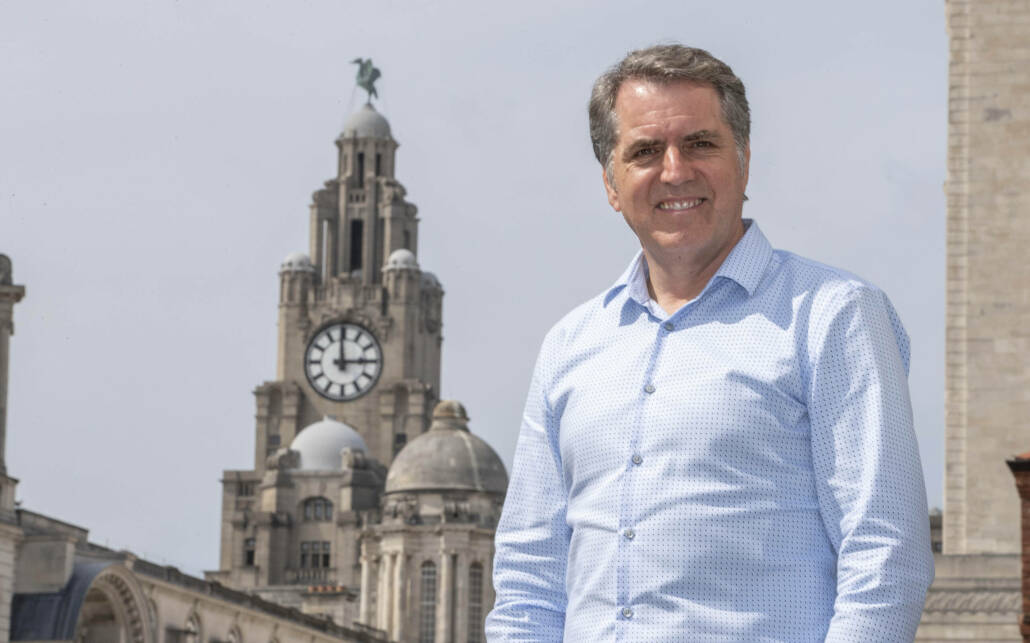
[644,221,745,315]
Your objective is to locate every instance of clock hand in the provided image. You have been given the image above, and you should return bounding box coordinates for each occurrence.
[340,357,377,365]
[333,342,347,370]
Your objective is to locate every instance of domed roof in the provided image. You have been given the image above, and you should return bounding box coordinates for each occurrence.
[386,401,508,495]
[281,252,315,272]
[290,416,368,471]
[342,103,392,139]
[383,248,418,271]
[420,271,441,289]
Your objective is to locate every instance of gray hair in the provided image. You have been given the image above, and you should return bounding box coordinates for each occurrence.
[589,44,751,183]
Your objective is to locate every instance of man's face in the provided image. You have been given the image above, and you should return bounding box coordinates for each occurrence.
[603,79,749,270]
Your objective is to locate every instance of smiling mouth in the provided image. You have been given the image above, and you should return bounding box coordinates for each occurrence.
[656,198,705,211]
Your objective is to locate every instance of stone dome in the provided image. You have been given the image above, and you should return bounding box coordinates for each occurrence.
[420,271,441,289]
[385,401,508,495]
[342,103,392,139]
[290,416,368,471]
[383,248,418,271]
[281,252,315,273]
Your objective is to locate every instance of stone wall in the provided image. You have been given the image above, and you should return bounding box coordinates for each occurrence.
[944,0,1030,556]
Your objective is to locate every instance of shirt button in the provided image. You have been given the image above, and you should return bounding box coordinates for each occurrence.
[644,383,655,394]
[622,607,634,619]
[631,454,643,465]
[624,528,635,540]
[663,322,674,331]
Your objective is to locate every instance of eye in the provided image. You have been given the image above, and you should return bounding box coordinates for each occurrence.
[689,140,714,149]
[633,146,658,158]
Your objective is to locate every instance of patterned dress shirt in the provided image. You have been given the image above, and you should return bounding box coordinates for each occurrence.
[486,220,934,642]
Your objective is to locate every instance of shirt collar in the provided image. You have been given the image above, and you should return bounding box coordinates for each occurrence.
[604,219,773,307]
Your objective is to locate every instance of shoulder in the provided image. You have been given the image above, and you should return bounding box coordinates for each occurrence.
[770,251,910,369]
[767,249,902,319]
[538,288,614,358]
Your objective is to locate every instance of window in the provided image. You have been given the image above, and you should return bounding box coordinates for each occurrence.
[419,561,437,643]
[375,153,382,176]
[300,541,331,568]
[237,481,255,496]
[468,563,484,643]
[244,538,255,566]
[350,220,364,272]
[356,152,365,187]
[303,497,333,521]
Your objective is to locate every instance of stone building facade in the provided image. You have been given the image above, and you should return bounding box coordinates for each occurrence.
[916,0,1030,640]
[1,255,388,642]
[205,101,507,643]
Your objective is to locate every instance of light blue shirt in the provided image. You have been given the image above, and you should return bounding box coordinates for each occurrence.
[486,220,934,642]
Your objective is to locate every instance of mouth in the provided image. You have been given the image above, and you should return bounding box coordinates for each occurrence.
[656,198,706,211]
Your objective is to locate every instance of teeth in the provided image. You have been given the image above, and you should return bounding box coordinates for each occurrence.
[658,199,703,210]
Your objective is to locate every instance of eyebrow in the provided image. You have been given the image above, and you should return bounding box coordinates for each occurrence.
[621,130,723,159]
[683,129,721,142]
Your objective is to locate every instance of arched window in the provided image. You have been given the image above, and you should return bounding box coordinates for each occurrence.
[303,497,333,521]
[419,561,437,643]
[468,562,484,643]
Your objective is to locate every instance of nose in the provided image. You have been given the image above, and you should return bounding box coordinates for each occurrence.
[660,146,695,185]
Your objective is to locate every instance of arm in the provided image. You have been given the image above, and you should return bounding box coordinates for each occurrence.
[485,334,571,642]
[808,285,934,642]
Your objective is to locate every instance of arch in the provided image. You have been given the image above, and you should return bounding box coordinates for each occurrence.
[419,561,437,643]
[74,565,154,643]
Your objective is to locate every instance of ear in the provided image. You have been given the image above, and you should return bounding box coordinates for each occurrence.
[602,165,621,212]
[742,143,751,189]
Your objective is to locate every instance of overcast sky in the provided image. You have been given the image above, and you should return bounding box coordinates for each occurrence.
[2,1,947,575]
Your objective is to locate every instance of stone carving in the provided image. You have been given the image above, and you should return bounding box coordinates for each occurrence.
[922,589,1021,613]
[378,178,407,204]
[94,571,147,643]
[385,494,418,522]
[341,447,368,470]
[442,497,471,523]
[265,448,299,471]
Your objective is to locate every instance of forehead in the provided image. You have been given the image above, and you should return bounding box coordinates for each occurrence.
[613,79,725,142]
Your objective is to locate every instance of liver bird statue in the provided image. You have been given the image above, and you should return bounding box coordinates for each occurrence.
[351,58,381,103]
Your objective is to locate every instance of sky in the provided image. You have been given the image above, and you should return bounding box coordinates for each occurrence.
[1,1,947,576]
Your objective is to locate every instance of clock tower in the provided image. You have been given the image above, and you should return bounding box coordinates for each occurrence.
[254,101,443,471]
[211,70,504,638]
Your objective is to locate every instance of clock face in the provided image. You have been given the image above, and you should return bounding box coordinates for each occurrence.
[304,322,383,401]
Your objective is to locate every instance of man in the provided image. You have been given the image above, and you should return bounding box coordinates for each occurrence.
[486,45,934,642]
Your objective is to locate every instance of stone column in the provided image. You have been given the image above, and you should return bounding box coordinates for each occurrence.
[391,551,404,639]
[437,550,453,643]
[359,548,372,625]
[1006,451,1030,642]
[0,255,25,478]
[377,552,392,631]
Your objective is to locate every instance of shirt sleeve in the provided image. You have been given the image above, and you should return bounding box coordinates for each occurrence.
[807,284,935,642]
[485,330,571,642]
